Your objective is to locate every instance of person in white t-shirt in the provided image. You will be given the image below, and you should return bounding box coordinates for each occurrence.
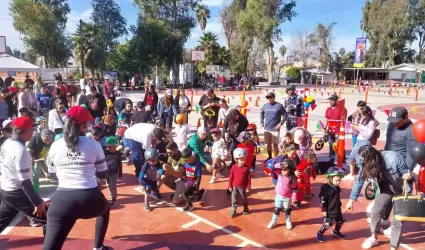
[174,114,191,151]
[43,106,112,250]
[123,123,165,178]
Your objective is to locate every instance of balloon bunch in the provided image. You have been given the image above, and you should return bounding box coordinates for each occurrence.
[410,119,425,192]
[303,89,315,108]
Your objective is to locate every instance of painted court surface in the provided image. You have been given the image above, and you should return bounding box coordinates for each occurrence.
[1,140,424,250]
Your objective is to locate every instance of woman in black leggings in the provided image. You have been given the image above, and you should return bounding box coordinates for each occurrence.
[43,106,112,250]
[222,109,249,165]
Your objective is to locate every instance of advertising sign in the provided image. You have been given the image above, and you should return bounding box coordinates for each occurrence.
[354,38,367,68]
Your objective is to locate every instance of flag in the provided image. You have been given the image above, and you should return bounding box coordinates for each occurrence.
[195,105,200,113]
[257,96,261,100]
[248,96,252,102]
[316,121,321,131]
[345,122,351,132]
[412,106,419,113]
[311,104,317,111]
[384,109,391,116]
[280,90,285,96]
[319,120,326,129]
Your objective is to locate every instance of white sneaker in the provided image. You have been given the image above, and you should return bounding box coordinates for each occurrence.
[383,227,391,237]
[267,220,276,229]
[367,217,371,224]
[362,237,378,249]
[209,177,216,183]
[286,217,293,230]
[343,174,356,181]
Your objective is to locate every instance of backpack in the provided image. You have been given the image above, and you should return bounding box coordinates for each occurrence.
[371,129,380,145]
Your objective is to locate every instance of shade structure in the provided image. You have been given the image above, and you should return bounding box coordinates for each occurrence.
[0,54,41,75]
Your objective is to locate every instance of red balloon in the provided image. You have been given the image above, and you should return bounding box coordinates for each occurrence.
[413,120,425,143]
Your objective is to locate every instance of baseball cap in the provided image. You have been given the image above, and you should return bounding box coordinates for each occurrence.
[166,89,173,96]
[2,119,13,128]
[181,147,194,160]
[136,101,144,107]
[13,116,35,130]
[265,92,275,98]
[153,127,165,141]
[327,94,339,101]
[387,107,408,123]
[67,106,94,125]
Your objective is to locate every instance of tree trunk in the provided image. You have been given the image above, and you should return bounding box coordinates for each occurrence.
[266,46,274,83]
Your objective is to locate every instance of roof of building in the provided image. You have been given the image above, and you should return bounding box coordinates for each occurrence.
[388,63,425,71]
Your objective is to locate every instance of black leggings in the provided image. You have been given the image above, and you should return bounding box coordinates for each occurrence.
[43,188,110,250]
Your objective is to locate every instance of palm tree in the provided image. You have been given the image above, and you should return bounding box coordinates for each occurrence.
[198,32,219,63]
[279,45,287,59]
[73,22,104,75]
[309,22,337,70]
[196,4,211,32]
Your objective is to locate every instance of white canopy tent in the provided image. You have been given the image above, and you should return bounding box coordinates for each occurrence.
[0,54,41,75]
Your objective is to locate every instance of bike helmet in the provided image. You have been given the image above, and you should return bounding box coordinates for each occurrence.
[118,114,126,121]
[237,131,251,142]
[36,116,46,123]
[105,136,119,146]
[54,133,63,141]
[144,148,158,160]
[247,123,257,131]
[233,148,247,159]
[325,166,346,179]
[286,85,296,93]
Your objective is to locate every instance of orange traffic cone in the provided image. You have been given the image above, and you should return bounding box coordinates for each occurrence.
[197,118,201,129]
[218,120,223,128]
[255,98,259,107]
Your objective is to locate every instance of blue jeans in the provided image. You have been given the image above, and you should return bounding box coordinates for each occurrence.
[274,194,291,209]
[347,139,371,166]
[352,134,358,147]
[123,137,144,177]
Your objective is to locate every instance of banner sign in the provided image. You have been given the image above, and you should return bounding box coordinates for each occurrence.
[354,38,367,68]
[7,71,16,76]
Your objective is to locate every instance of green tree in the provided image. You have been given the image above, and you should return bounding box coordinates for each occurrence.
[333,48,354,79]
[286,66,300,79]
[6,46,13,56]
[408,0,425,61]
[309,22,337,71]
[196,4,210,32]
[10,0,72,67]
[279,45,287,59]
[236,0,296,82]
[92,0,127,69]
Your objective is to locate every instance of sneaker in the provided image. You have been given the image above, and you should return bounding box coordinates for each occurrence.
[183,203,194,213]
[144,203,151,212]
[332,230,345,239]
[209,177,216,183]
[382,226,391,237]
[286,218,293,230]
[230,208,237,218]
[294,202,301,209]
[317,232,325,243]
[242,207,249,215]
[267,220,276,229]
[361,237,378,249]
[109,199,117,207]
[343,174,356,181]
[29,219,43,227]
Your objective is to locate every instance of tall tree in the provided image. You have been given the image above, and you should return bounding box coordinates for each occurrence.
[309,22,337,71]
[196,4,210,32]
[289,29,318,67]
[10,0,72,67]
[6,46,13,56]
[236,0,296,82]
[279,45,287,59]
[92,0,127,69]
[135,0,200,87]
[408,0,425,62]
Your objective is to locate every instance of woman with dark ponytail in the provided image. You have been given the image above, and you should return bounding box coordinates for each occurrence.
[43,106,112,250]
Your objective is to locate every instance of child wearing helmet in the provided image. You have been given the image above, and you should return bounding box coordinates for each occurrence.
[293,150,317,208]
[210,128,227,183]
[316,166,346,243]
[174,113,190,151]
[139,148,164,212]
[236,131,255,176]
[104,136,123,207]
[181,147,203,213]
[228,148,251,218]
[267,159,298,230]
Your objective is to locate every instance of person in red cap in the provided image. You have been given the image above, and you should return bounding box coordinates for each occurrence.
[0,116,47,235]
[43,106,112,250]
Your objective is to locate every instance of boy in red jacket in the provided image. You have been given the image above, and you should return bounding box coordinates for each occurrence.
[228,148,251,218]
[294,150,317,208]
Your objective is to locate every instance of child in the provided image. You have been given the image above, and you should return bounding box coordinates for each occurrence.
[139,148,164,211]
[36,116,47,134]
[181,147,202,213]
[278,132,300,153]
[236,131,255,177]
[267,159,298,230]
[104,136,122,207]
[267,144,300,186]
[174,114,190,151]
[246,124,260,173]
[316,167,346,242]
[118,114,129,128]
[210,128,227,183]
[228,148,251,218]
[101,114,117,137]
[89,125,106,147]
[293,150,317,208]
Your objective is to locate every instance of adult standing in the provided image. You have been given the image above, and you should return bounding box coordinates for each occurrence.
[347,101,367,146]
[24,75,35,89]
[164,142,186,204]
[217,98,231,127]
[157,89,177,132]
[0,117,47,234]
[123,123,165,177]
[43,106,112,250]
[385,107,417,172]
[130,101,149,126]
[174,87,191,124]
[142,85,159,122]
[0,88,13,124]
[345,146,412,250]
[222,109,249,165]
[188,127,213,171]
[48,99,68,135]
[102,75,114,100]
[260,92,287,160]
[323,94,347,162]
[199,89,220,128]
[87,86,107,123]
[51,80,67,100]
[283,85,304,117]
[18,84,38,118]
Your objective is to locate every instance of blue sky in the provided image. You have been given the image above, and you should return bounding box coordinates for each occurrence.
[1,0,366,57]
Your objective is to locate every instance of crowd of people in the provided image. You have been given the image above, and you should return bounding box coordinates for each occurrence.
[0,74,422,250]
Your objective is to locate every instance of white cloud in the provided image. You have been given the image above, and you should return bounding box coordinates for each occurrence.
[67,8,93,35]
[200,0,231,7]
[186,17,226,48]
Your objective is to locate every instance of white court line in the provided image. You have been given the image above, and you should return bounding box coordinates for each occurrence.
[1,195,53,235]
[365,201,415,250]
[134,187,264,248]
[181,219,201,229]
[236,241,250,247]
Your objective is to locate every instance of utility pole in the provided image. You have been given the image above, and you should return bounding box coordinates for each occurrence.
[79,19,85,78]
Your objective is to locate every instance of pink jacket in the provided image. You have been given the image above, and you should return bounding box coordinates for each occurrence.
[274,164,297,198]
